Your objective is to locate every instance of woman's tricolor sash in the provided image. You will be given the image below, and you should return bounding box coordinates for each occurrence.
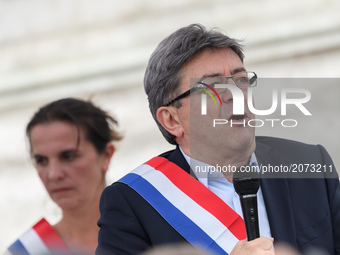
[5,218,71,255]
[119,156,246,254]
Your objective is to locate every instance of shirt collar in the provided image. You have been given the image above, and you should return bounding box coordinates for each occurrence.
[179,146,259,188]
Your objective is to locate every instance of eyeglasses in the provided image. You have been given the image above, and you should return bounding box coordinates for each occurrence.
[164,71,257,106]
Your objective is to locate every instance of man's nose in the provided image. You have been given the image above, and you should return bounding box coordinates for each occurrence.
[219,83,242,104]
[220,89,234,104]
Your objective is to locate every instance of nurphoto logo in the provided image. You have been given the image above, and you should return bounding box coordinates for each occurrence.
[199,84,312,128]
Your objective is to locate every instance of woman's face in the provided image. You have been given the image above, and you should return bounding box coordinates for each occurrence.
[29,121,113,210]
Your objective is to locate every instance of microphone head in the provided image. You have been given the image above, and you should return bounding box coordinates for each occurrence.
[233,167,260,195]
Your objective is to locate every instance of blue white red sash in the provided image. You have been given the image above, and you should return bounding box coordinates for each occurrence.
[5,218,71,255]
[119,156,246,255]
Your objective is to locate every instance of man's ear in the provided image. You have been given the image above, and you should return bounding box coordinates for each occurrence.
[157,106,184,138]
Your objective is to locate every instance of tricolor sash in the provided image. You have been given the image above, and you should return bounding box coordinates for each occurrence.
[119,156,246,255]
[5,218,71,255]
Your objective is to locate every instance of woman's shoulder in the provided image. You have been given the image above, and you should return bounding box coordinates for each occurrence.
[5,218,71,255]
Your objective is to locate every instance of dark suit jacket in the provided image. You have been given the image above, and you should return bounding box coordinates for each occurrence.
[96,136,340,255]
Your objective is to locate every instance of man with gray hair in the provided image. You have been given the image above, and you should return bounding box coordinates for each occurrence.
[96,24,340,255]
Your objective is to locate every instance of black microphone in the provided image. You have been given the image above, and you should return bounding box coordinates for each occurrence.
[233,166,260,241]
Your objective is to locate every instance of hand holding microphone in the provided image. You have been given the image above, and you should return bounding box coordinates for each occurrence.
[231,166,274,254]
[233,166,260,241]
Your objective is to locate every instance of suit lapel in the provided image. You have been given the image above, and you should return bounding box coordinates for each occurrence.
[166,146,192,174]
[255,141,298,247]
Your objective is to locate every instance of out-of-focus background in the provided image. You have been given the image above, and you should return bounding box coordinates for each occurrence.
[1,0,340,252]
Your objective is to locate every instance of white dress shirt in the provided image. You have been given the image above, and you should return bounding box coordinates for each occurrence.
[179,147,272,239]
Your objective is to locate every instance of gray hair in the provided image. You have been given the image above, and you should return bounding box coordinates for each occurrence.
[144,23,244,145]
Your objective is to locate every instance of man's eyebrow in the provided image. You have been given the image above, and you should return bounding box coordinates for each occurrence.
[230,67,246,75]
[200,73,223,79]
[200,68,246,79]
